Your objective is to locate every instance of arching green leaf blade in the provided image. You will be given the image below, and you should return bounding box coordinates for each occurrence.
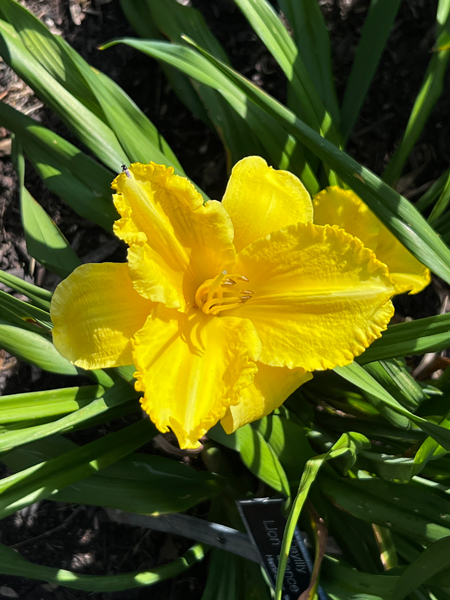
[0,540,205,591]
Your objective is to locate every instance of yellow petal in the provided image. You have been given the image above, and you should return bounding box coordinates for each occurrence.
[113,163,236,310]
[133,306,261,449]
[51,263,154,370]
[222,156,313,253]
[314,187,431,294]
[230,222,395,371]
[221,363,312,433]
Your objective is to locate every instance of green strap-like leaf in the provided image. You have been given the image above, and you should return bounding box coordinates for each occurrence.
[126,0,274,170]
[416,167,450,213]
[119,0,214,127]
[0,17,127,170]
[393,537,450,598]
[0,0,183,172]
[0,379,137,453]
[0,539,205,591]
[428,170,450,225]
[359,451,416,483]
[251,413,314,484]
[12,137,82,278]
[201,548,271,600]
[0,385,104,424]
[234,0,340,145]
[364,359,426,412]
[278,0,340,125]
[0,0,104,117]
[358,312,450,364]
[208,423,291,496]
[321,555,398,599]
[20,187,83,278]
[0,270,51,310]
[200,549,242,600]
[0,288,52,331]
[4,438,224,515]
[0,317,77,375]
[59,39,184,173]
[415,169,450,213]
[144,0,229,62]
[0,101,116,230]
[0,418,156,519]
[336,362,450,450]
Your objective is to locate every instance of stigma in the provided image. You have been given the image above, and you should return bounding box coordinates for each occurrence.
[194,270,254,315]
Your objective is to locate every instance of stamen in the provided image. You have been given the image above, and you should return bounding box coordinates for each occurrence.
[194,270,253,315]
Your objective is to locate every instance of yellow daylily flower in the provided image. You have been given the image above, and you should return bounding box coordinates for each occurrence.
[51,156,395,449]
[313,186,431,295]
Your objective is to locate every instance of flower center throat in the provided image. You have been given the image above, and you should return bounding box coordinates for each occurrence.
[194,271,253,315]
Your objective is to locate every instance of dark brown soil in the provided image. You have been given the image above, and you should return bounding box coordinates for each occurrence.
[1,0,449,598]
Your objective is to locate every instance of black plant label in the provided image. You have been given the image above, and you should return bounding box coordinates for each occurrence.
[237,498,311,599]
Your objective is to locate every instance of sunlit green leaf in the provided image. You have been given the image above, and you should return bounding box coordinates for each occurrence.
[358,312,450,364]
[251,413,314,484]
[0,385,103,424]
[0,318,77,375]
[0,379,137,452]
[0,539,205,591]
[0,288,52,331]
[209,423,290,496]
[12,137,82,278]
[0,270,51,310]
[234,0,340,146]
[4,435,224,515]
[0,17,126,170]
[0,418,156,518]
[336,362,450,450]
[0,101,116,230]
[278,0,339,124]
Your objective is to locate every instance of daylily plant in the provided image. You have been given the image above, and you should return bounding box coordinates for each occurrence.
[51,157,429,449]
